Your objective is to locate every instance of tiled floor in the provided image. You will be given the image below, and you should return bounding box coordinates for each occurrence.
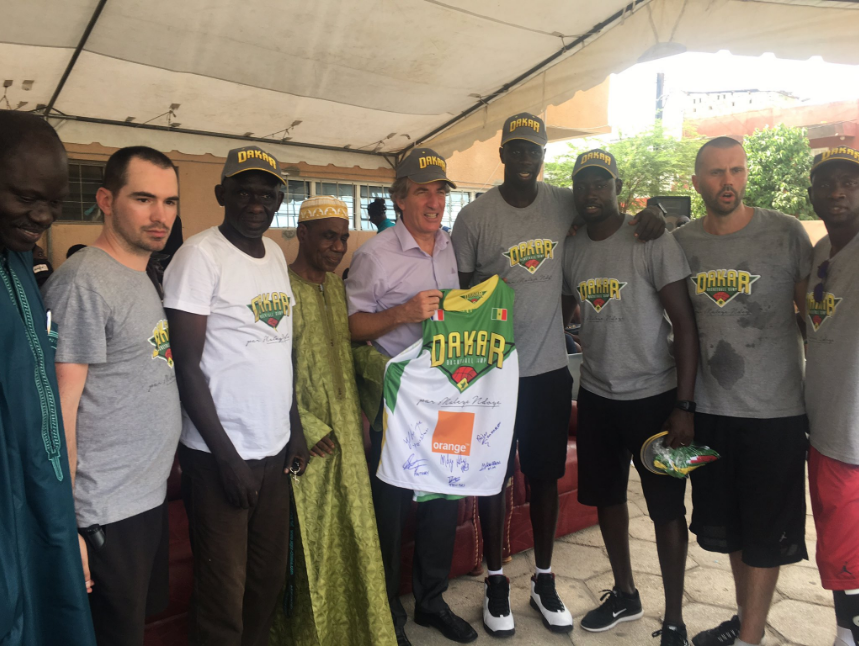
[404,470,834,646]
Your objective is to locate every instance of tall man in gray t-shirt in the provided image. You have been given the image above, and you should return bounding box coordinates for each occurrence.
[805,147,859,646]
[561,150,699,646]
[44,147,183,644]
[673,137,813,646]
[451,113,665,637]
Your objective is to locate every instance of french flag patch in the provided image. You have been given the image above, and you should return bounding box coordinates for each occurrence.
[432,310,445,322]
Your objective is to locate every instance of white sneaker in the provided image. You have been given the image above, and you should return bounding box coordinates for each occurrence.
[483,575,515,637]
[530,573,573,633]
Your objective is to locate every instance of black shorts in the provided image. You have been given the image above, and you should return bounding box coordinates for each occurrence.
[505,366,572,481]
[85,500,170,642]
[576,387,687,524]
[690,413,809,568]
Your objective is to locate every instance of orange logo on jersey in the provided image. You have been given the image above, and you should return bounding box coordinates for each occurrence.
[431,411,475,456]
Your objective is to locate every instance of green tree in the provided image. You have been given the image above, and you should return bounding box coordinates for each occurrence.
[544,123,705,216]
[744,124,816,220]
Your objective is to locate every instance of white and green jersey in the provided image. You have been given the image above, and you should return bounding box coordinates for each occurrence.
[378,275,518,497]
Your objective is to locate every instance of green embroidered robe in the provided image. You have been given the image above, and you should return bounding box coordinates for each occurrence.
[0,249,95,645]
[271,269,396,646]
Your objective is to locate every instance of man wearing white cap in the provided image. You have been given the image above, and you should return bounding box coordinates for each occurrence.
[270,196,396,646]
[163,146,309,646]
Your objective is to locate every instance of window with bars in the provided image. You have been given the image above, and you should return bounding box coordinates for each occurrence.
[271,180,476,230]
[60,162,104,222]
[273,180,311,228]
[359,185,395,228]
[442,191,471,229]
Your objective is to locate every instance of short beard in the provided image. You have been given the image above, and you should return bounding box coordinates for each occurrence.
[705,188,745,217]
[112,217,166,256]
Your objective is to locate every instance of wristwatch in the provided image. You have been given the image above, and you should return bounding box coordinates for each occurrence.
[675,400,696,413]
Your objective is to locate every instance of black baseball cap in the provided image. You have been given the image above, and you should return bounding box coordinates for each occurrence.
[572,149,618,179]
[810,146,859,178]
[501,113,548,147]
[396,148,456,188]
[221,146,285,184]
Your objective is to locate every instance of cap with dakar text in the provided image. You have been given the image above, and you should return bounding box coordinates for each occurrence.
[572,149,618,179]
[221,146,285,185]
[501,112,548,147]
[396,148,456,188]
[810,146,859,178]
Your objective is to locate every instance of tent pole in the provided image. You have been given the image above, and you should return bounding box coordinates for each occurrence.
[44,0,110,118]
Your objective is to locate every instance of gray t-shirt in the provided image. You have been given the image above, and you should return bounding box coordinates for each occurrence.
[451,184,575,377]
[673,208,813,418]
[805,233,859,465]
[562,215,691,400]
[43,248,182,526]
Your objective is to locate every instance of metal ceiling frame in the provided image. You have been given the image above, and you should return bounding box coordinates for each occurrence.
[43,0,109,117]
[35,0,649,164]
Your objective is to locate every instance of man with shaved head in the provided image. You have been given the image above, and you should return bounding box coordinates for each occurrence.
[674,137,813,646]
[0,111,96,645]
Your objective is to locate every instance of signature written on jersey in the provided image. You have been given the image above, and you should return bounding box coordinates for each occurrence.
[403,453,429,476]
[440,454,471,473]
[417,395,502,408]
[476,422,502,447]
[404,420,428,449]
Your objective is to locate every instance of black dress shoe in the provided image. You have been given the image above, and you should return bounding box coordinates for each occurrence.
[414,607,478,643]
[395,627,413,646]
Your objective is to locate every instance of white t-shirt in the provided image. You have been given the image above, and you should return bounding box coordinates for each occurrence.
[163,227,295,459]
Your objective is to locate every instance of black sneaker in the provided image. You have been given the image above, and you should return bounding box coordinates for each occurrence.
[691,615,741,646]
[580,587,643,632]
[653,623,690,646]
[529,573,573,633]
[483,575,515,637]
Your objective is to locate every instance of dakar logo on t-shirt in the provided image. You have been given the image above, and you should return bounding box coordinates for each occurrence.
[501,239,557,274]
[248,292,292,329]
[692,269,760,308]
[149,320,174,368]
[578,278,627,313]
[806,290,842,332]
[431,411,475,456]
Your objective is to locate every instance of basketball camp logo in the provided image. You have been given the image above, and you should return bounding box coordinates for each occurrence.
[149,320,174,368]
[428,296,513,393]
[692,269,760,307]
[806,291,842,332]
[248,292,291,329]
[578,278,627,313]
[431,411,475,456]
[502,239,557,274]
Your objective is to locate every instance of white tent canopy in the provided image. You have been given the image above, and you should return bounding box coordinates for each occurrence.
[2,0,858,170]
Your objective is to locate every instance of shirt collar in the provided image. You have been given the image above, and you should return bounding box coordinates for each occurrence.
[393,219,449,255]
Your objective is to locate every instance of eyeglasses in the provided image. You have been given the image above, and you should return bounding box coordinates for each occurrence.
[813,260,830,303]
